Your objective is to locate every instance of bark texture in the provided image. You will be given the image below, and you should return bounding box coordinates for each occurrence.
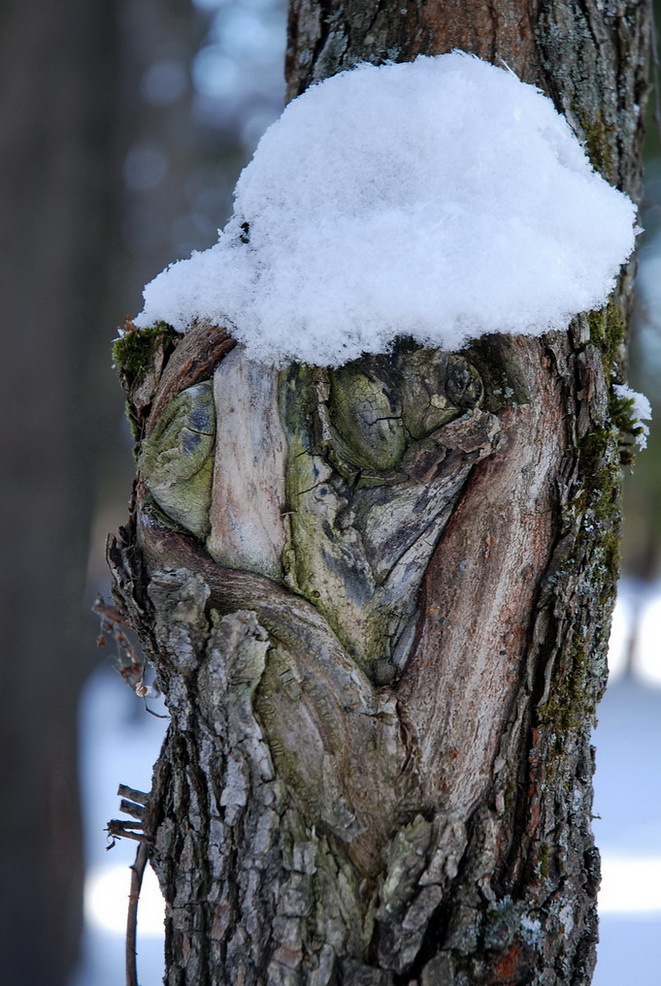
[109,2,650,984]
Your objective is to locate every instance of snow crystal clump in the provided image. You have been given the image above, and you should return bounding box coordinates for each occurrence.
[135,52,638,366]
[613,384,652,449]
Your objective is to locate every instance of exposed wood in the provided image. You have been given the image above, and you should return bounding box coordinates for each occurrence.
[208,347,288,578]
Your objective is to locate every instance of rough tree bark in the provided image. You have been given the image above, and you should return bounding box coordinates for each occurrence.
[108,2,650,984]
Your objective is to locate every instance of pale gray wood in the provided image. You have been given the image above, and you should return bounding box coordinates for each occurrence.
[208,348,287,579]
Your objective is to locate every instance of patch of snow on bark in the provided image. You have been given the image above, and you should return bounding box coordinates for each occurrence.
[135,52,637,366]
[613,384,652,449]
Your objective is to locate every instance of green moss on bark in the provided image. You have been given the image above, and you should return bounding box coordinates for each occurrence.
[112,320,177,389]
[538,416,621,756]
[586,299,626,379]
[576,111,616,183]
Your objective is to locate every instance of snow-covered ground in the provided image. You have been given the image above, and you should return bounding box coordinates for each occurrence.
[70,581,661,986]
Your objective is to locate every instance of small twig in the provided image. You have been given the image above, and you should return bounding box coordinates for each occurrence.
[92,596,132,627]
[93,595,162,702]
[107,786,153,847]
[126,841,149,986]
[143,701,169,720]
[107,819,151,844]
[117,784,150,806]
[120,799,146,821]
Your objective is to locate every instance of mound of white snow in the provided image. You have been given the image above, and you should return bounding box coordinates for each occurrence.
[135,52,637,366]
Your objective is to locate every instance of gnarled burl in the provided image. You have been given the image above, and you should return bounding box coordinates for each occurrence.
[111,312,612,985]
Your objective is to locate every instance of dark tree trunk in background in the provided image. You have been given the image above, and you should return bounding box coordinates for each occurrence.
[109,1,649,984]
[0,1,120,983]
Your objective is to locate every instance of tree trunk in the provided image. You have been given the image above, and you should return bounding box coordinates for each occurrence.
[108,2,650,984]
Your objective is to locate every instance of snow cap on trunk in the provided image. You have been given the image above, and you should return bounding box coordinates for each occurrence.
[135,52,637,366]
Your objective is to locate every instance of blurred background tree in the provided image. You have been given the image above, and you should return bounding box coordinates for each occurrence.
[620,44,661,670]
[0,1,121,982]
